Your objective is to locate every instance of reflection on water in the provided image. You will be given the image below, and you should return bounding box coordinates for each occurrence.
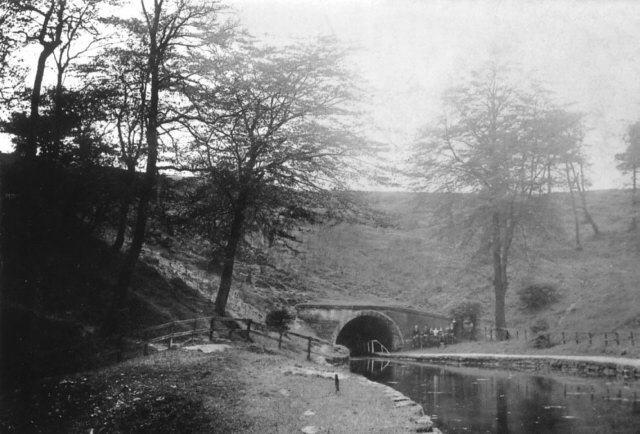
[351,359,640,434]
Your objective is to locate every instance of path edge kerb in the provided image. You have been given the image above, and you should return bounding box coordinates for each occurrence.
[375,352,640,379]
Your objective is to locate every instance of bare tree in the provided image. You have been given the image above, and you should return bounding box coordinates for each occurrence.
[184,40,366,315]
[106,0,233,330]
[413,63,570,339]
[616,121,640,230]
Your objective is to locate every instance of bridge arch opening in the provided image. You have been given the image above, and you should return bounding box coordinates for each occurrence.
[334,310,403,355]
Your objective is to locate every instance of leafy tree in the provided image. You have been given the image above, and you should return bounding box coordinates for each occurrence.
[5,0,103,158]
[105,0,234,330]
[616,121,640,230]
[537,109,598,249]
[0,4,27,105]
[413,63,569,339]
[185,40,366,315]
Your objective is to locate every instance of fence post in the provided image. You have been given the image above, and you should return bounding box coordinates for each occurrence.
[562,332,566,344]
[209,318,215,341]
[588,332,592,345]
[604,332,608,347]
[516,330,519,340]
[307,337,312,361]
[575,332,579,344]
[630,332,635,346]
[615,332,620,346]
[246,320,252,342]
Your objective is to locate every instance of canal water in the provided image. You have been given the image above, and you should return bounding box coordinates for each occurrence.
[350,359,640,434]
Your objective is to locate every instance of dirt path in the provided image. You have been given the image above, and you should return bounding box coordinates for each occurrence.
[0,343,434,433]
[237,347,430,433]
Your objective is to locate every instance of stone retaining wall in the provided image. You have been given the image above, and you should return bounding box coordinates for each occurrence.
[382,353,640,380]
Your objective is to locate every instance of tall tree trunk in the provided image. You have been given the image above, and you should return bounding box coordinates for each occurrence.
[214,190,248,316]
[106,23,161,333]
[492,212,508,340]
[112,163,136,252]
[565,163,581,250]
[574,161,600,237]
[25,48,55,158]
[26,0,65,158]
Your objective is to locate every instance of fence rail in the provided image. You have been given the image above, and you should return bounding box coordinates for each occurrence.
[138,315,344,361]
[476,327,637,348]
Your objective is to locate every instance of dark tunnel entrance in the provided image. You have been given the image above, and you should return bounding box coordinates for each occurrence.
[335,315,395,356]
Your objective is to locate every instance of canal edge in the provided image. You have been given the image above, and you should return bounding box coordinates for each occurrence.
[373,352,640,379]
[356,374,443,433]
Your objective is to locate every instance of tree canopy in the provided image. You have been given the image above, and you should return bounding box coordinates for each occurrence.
[412,63,588,337]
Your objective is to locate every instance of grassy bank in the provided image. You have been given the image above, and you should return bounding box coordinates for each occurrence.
[0,343,430,433]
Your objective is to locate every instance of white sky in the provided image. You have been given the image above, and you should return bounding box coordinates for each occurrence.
[227,0,640,190]
[3,0,640,190]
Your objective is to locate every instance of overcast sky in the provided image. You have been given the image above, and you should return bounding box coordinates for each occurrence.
[227,0,640,190]
[3,0,639,190]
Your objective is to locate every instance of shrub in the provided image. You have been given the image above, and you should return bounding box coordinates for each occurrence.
[530,318,549,334]
[450,301,482,325]
[265,309,295,332]
[518,283,559,311]
[450,301,482,340]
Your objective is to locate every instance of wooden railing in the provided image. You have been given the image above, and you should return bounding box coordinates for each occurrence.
[138,315,347,361]
[479,327,637,349]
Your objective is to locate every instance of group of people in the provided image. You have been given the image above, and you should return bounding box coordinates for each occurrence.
[411,322,456,349]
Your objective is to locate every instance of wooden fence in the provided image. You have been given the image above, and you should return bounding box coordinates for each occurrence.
[136,315,346,362]
[478,327,636,348]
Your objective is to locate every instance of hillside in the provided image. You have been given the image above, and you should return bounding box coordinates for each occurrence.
[270,190,640,353]
[142,186,640,355]
[3,153,639,386]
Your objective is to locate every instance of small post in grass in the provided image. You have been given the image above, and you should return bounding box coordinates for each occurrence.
[562,332,566,344]
[209,317,215,341]
[630,332,635,346]
[588,332,592,345]
[604,332,608,347]
[575,332,579,344]
[615,332,620,346]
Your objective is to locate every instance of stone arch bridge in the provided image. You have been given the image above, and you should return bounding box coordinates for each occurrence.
[296,302,451,353]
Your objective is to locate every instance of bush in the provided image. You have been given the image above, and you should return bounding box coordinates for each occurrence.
[265,309,295,332]
[530,318,549,334]
[450,301,482,325]
[518,283,559,311]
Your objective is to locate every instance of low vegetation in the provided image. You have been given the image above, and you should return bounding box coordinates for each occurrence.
[518,283,560,312]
